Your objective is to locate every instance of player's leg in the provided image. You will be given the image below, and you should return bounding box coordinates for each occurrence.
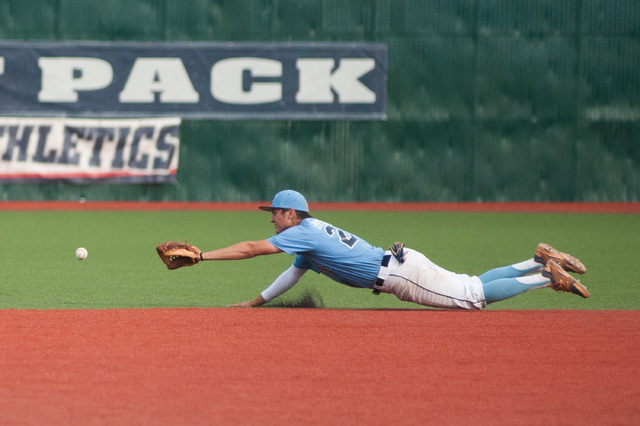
[478,259,544,302]
[483,259,590,304]
[480,243,585,284]
[482,275,550,304]
[374,245,589,309]
[375,249,487,310]
[480,243,588,303]
[478,259,542,283]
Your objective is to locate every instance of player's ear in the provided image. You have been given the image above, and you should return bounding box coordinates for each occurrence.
[287,208,299,221]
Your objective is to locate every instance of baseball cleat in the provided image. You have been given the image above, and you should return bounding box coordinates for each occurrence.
[534,243,586,275]
[542,260,590,298]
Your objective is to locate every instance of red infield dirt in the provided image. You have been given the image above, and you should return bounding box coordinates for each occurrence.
[0,308,638,425]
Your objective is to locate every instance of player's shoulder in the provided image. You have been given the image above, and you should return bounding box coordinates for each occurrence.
[301,217,329,229]
[274,218,325,239]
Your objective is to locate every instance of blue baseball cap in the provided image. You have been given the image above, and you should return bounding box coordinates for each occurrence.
[259,190,309,213]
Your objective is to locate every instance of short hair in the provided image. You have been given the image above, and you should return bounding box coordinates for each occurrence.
[274,208,312,220]
[295,210,313,220]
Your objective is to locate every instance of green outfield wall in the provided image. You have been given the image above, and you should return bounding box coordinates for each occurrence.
[1,0,638,202]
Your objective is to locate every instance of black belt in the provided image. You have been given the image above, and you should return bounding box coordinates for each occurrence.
[372,254,391,295]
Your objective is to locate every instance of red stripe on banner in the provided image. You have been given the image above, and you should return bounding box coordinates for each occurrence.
[0,201,638,214]
[0,170,177,180]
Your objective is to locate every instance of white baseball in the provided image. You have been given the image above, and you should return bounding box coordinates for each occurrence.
[75,247,88,260]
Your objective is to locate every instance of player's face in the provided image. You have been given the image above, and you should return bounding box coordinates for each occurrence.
[271,208,297,234]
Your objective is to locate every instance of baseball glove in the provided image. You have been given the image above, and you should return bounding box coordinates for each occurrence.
[156,241,202,270]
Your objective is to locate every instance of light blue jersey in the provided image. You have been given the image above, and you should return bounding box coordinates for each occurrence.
[268,218,385,289]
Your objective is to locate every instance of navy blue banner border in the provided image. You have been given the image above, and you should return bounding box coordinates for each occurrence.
[0,41,387,120]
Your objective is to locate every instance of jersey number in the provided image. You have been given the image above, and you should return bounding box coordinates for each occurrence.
[324,226,358,248]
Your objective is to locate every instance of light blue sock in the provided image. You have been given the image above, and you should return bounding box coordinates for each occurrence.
[479,259,542,284]
[483,275,550,304]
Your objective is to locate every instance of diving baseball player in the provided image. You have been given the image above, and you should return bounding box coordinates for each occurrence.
[160,189,589,309]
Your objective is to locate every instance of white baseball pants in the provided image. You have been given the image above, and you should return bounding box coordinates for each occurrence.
[373,248,487,310]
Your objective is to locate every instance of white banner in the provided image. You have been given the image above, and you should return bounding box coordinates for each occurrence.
[0,117,180,183]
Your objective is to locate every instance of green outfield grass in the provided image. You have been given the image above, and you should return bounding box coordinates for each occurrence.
[1,210,638,310]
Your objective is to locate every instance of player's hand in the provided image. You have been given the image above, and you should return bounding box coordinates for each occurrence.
[227,301,254,308]
[227,295,266,308]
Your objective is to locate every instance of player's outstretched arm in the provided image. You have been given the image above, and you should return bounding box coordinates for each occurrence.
[200,239,282,261]
[228,266,307,308]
